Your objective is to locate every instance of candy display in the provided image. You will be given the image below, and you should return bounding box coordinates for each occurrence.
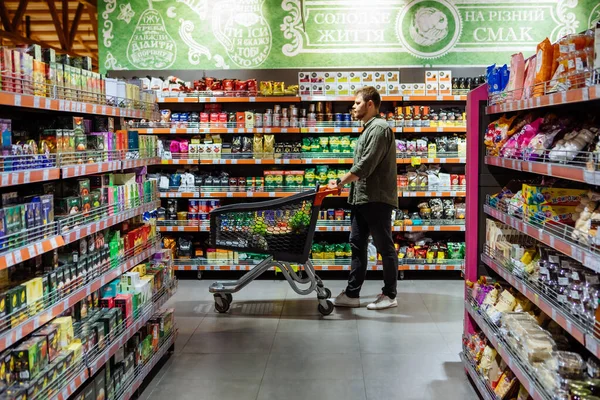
[485,110,599,160]
[157,199,221,223]
[395,234,465,263]
[394,198,466,225]
[398,165,465,190]
[488,29,596,102]
[396,136,466,157]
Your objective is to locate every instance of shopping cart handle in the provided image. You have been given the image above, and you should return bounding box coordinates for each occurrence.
[315,185,341,206]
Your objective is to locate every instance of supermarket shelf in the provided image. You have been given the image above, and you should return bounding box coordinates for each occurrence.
[0,235,64,270]
[460,352,499,400]
[116,330,177,400]
[158,95,300,103]
[136,127,300,134]
[61,160,121,178]
[158,225,202,232]
[403,95,467,102]
[61,199,160,244]
[159,189,464,199]
[465,299,548,400]
[403,224,465,232]
[483,204,600,272]
[160,157,465,165]
[122,157,161,170]
[481,252,587,345]
[53,365,90,400]
[400,126,466,133]
[486,86,594,114]
[87,282,176,375]
[0,92,148,118]
[0,242,158,352]
[0,168,61,187]
[162,223,464,233]
[485,155,600,184]
[299,127,361,133]
[174,261,464,271]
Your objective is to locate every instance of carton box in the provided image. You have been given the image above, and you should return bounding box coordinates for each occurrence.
[335,72,348,83]
[521,184,586,206]
[298,72,310,84]
[425,70,439,83]
[348,72,361,83]
[325,84,337,96]
[387,83,401,95]
[323,71,336,83]
[374,71,386,83]
[299,84,311,96]
[349,83,362,94]
[426,82,439,96]
[374,83,387,95]
[385,71,400,84]
[438,70,452,84]
[413,84,426,95]
[361,71,374,84]
[336,84,350,96]
[311,83,324,95]
[310,71,324,83]
[439,82,452,95]
[399,83,411,95]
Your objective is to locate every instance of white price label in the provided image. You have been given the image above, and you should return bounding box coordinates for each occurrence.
[27,245,36,257]
[45,99,51,109]
[33,96,40,108]
[14,94,21,107]
[42,169,49,180]
[1,174,7,187]
[91,104,97,114]
[249,97,256,102]
[101,106,107,115]
[59,100,65,111]
[10,173,18,185]
[35,242,43,254]
[23,170,30,183]
[13,251,22,264]
[247,191,253,197]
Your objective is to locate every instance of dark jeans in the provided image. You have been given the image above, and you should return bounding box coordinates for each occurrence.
[345,202,398,299]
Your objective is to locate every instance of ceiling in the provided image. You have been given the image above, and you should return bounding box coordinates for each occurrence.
[0,0,98,66]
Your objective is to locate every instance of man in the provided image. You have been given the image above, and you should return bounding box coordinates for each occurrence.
[329,86,399,310]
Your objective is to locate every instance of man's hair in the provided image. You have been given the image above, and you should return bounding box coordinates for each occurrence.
[355,86,381,109]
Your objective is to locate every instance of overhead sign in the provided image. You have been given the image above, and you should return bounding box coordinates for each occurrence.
[98,0,600,72]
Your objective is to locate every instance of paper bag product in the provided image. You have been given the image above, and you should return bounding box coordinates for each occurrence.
[522,56,537,99]
[533,38,553,96]
[507,53,525,101]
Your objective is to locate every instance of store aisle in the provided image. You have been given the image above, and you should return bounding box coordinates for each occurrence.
[140,278,476,400]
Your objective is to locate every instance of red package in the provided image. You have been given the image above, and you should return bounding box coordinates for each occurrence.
[114,294,133,326]
[450,174,459,186]
[200,112,209,124]
[223,79,234,92]
[236,112,245,128]
[205,77,215,88]
[218,112,227,128]
[235,80,248,92]
[247,79,257,94]
[459,175,466,186]
[210,112,219,125]
[100,297,114,308]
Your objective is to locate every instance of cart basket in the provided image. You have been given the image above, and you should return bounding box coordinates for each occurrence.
[209,186,337,264]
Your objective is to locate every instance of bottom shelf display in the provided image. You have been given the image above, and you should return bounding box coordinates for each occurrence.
[460,348,503,400]
[466,279,600,400]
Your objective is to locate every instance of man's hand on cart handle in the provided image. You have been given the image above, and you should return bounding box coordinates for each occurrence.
[328,172,359,193]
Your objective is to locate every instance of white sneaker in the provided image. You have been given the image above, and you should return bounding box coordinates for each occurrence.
[367,294,398,310]
[333,291,360,308]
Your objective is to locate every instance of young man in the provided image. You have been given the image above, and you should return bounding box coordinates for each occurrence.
[329,86,399,310]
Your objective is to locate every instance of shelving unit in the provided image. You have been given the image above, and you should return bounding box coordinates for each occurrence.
[464,78,600,398]
[144,91,468,278]
[0,81,174,400]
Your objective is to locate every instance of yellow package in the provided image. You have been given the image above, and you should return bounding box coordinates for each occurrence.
[52,316,74,348]
[264,135,274,154]
[253,134,264,158]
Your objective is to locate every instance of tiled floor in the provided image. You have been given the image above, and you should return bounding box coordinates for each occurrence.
[140,278,478,400]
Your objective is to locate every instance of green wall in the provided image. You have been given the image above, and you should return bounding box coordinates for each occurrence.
[98,0,600,73]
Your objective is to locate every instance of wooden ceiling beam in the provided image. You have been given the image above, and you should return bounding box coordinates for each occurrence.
[87,4,96,41]
[45,0,67,49]
[61,0,68,42]
[77,0,96,10]
[0,30,92,58]
[11,0,30,32]
[0,1,12,32]
[68,3,83,50]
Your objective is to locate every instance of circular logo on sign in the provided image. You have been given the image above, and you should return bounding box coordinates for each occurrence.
[396,0,461,59]
[589,4,600,28]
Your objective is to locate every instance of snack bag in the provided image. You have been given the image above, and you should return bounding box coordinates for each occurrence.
[506,53,525,100]
[484,115,518,155]
[533,38,553,96]
[522,55,537,99]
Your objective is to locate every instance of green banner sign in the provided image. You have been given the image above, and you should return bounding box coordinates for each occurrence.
[99,0,600,73]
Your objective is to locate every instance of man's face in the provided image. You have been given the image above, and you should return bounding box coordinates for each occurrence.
[352,94,369,120]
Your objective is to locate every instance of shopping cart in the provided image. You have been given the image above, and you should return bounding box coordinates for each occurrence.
[208,185,339,315]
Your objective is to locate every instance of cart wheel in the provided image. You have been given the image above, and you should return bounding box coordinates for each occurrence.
[225,293,233,303]
[214,295,231,313]
[398,271,405,280]
[318,300,334,316]
[317,287,332,300]
[197,271,203,280]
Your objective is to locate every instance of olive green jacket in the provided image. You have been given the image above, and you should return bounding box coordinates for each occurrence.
[348,116,398,208]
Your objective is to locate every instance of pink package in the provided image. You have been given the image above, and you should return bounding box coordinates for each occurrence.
[507,52,525,101]
[179,140,189,154]
[501,118,543,158]
[169,140,180,153]
[522,55,537,99]
[524,126,561,161]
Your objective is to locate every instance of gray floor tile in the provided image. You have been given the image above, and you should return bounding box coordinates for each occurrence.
[183,331,276,354]
[264,352,363,380]
[271,330,360,354]
[147,378,261,400]
[196,315,280,333]
[359,331,451,355]
[277,316,357,332]
[161,353,269,380]
[258,379,366,400]
[355,311,438,334]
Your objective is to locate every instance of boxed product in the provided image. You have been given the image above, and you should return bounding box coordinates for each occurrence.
[425,70,439,83]
[13,336,48,382]
[361,71,374,84]
[298,72,309,83]
[325,84,336,96]
[400,83,411,95]
[374,71,386,83]
[114,294,133,326]
[348,72,361,83]
[426,82,439,96]
[521,184,586,206]
[335,72,348,83]
[310,71,324,83]
[299,84,310,96]
[374,83,386,95]
[385,71,399,84]
[32,325,59,362]
[438,70,452,84]
[439,82,452,96]
[52,316,74,348]
[524,204,579,226]
[323,72,336,83]
[387,84,401,95]
[311,83,324,95]
[336,84,350,96]
[412,84,426,95]
[94,367,106,400]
